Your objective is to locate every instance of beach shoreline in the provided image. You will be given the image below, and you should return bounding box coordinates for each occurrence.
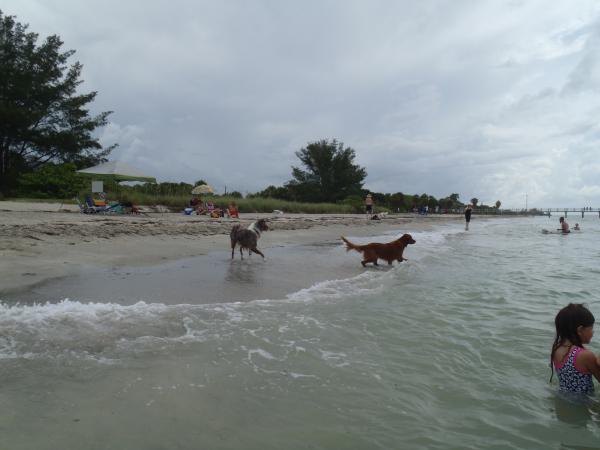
[0,201,467,296]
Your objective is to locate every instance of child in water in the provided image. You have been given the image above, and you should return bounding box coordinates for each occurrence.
[551,303,600,394]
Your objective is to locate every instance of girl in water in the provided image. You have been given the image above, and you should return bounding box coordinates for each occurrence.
[551,303,600,394]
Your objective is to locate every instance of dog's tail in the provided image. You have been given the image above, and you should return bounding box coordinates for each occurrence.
[341,236,364,253]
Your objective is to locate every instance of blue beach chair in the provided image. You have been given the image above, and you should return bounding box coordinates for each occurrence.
[84,195,112,214]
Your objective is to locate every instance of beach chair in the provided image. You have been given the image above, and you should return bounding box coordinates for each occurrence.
[84,195,111,213]
[76,197,96,214]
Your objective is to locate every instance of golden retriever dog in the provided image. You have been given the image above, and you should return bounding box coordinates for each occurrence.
[341,234,416,267]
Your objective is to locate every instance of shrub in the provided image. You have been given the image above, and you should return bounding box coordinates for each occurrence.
[18,163,86,198]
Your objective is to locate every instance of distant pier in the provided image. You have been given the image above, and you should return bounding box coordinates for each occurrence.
[540,208,600,219]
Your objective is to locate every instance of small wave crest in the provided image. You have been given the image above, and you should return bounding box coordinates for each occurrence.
[0,300,219,361]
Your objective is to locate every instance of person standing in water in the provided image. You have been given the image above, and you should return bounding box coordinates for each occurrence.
[550,303,600,394]
[464,204,473,230]
[558,216,570,234]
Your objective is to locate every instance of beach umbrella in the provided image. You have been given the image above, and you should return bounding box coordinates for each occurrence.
[191,184,214,195]
[77,161,156,183]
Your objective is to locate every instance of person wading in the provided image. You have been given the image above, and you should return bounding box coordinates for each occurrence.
[464,204,473,231]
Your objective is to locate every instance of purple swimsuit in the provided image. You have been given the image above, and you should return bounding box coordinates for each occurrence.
[554,346,594,394]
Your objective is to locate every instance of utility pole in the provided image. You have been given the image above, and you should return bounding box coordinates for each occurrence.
[525,193,528,212]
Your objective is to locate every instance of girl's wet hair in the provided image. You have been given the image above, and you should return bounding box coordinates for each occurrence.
[550,303,595,381]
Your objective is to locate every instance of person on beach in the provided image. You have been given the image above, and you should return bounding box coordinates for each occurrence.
[464,204,473,230]
[195,202,207,215]
[558,216,570,234]
[227,202,239,219]
[550,303,600,394]
[574,223,580,231]
[365,194,374,218]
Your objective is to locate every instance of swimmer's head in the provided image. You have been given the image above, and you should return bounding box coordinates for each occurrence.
[554,303,595,346]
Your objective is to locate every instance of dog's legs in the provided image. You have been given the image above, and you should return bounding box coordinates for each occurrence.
[231,243,236,259]
[251,248,265,258]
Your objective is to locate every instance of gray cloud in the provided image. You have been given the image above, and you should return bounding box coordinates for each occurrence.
[4,0,600,207]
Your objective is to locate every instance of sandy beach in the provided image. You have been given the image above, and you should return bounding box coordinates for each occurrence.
[0,201,463,298]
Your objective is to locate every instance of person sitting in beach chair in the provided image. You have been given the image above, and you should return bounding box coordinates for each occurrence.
[209,204,225,218]
[119,200,141,215]
[195,201,208,215]
[206,201,215,214]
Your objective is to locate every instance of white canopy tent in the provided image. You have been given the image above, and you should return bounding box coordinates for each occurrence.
[77,161,156,183]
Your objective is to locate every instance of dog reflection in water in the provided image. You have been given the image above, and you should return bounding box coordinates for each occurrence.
[230,219,269,259]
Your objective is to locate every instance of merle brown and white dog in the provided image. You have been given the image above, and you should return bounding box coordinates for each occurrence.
[230,219,269,259]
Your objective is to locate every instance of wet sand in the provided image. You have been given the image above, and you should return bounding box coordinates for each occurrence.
[0,201,464,300]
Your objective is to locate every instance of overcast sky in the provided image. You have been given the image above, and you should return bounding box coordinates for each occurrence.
[4,1,600,207]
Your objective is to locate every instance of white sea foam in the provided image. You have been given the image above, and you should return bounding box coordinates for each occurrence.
[0,274,399,361]
[248,348,277,361]
[0,223,457,361]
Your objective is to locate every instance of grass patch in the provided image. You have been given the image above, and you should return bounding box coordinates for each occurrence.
[4,194,358,214]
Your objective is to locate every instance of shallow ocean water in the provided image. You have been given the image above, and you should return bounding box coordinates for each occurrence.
[1,216,600,449]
